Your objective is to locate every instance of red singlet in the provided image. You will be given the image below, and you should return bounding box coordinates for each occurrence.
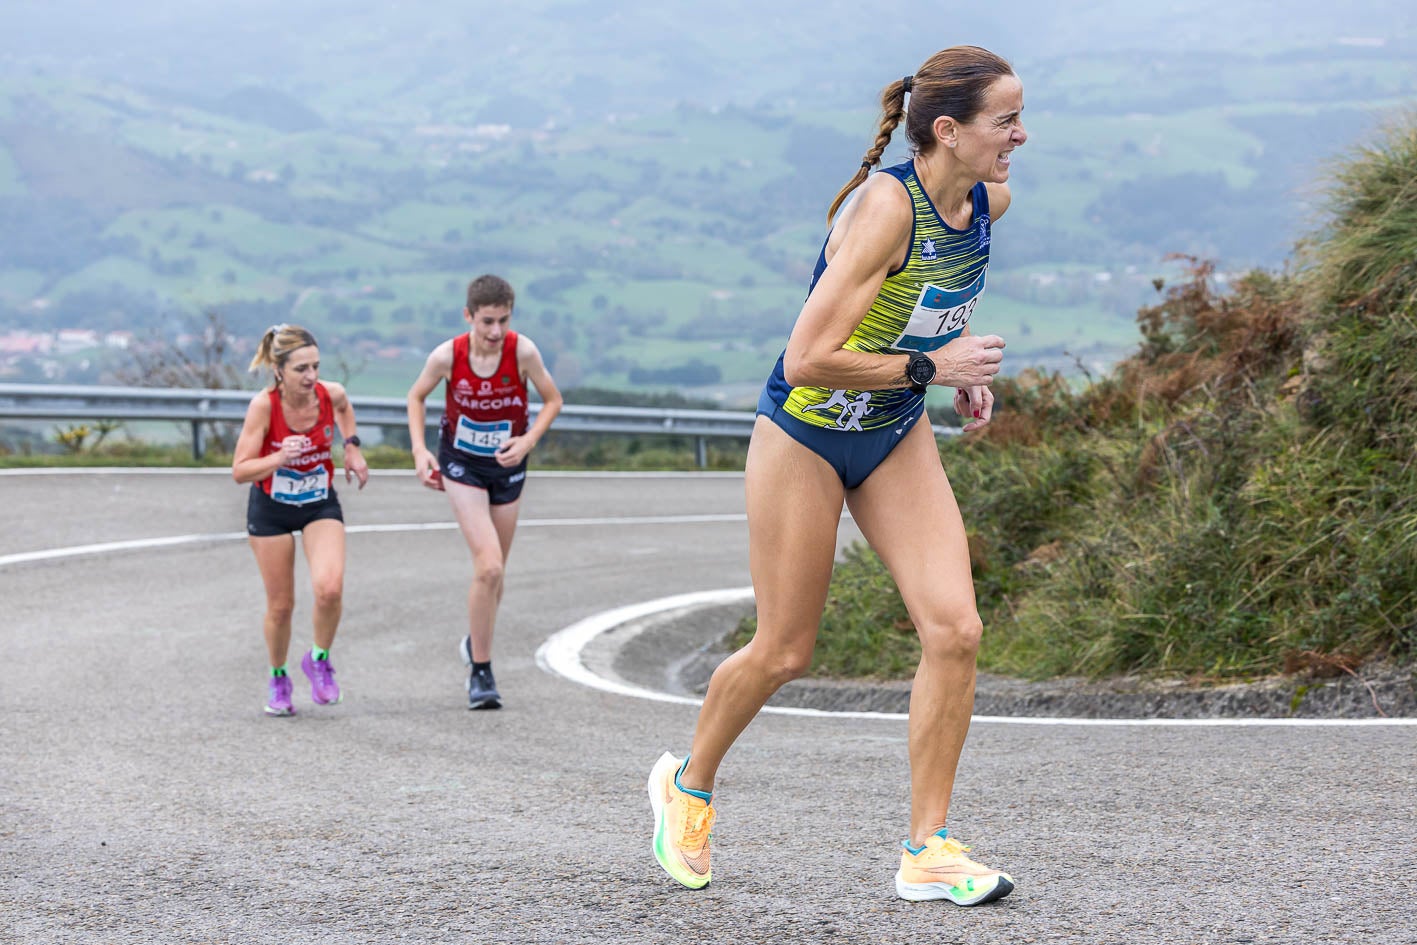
[258,382,336,505]
[440,332,529,458]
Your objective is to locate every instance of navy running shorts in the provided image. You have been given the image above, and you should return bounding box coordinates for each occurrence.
[438,440,528,505]
[757,386,922,490]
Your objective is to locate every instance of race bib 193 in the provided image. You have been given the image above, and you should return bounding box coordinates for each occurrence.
[271,466,329,506]
[454,416,512,457]
[892,267,987,353]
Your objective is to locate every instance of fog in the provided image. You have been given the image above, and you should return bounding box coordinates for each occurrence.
[6,0,1414,117]
[1,0,1414,390]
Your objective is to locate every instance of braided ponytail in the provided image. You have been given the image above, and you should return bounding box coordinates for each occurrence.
[826,77,910,225]
[825,47,1014,226]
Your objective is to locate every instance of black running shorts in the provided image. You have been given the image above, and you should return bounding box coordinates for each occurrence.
[246,484,344,536]
[437,440,528,505]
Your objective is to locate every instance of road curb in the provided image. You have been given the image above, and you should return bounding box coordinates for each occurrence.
[562,589,1417,722]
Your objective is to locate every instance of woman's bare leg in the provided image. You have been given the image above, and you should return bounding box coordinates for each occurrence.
[845,420,981,844]
[680,417,846,794]
[248,534,297,668]
[298,519,346,650]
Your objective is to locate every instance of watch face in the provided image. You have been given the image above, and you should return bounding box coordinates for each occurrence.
[908,356,935,384]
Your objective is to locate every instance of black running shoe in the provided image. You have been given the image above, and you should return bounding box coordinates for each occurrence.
[467,665,501,710]
[458,635,501,709]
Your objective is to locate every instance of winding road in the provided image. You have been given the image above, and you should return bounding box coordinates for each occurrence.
[2,470,1413,944]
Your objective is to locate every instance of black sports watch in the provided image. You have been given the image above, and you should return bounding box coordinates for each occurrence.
[343,434,362,448]
[905,353,936,394]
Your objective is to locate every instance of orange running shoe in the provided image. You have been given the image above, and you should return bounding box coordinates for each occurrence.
[895,829,1014,905]
[648,751,715,889]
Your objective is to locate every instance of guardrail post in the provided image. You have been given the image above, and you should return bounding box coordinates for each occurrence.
[696,436,707,468]
[191,420,205,460]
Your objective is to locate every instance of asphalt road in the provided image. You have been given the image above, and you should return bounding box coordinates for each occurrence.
[1,470,1413,944]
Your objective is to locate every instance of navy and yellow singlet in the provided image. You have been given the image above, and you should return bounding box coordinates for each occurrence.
[762,159,992,433]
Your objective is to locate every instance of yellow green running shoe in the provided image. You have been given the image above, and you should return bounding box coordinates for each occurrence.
[648,751,715,889]
[895,829,1014,905]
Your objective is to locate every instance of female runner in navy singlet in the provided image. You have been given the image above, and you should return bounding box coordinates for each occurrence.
[649,46,1025,905]
[406,275,563,709]
[232,324,369,717]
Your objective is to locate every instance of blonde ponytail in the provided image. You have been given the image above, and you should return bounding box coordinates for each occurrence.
[248,323,318,385]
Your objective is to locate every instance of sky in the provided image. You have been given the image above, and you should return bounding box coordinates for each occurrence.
[4,0,1415,117]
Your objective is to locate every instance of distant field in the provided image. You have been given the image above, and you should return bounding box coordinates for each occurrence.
[0,267,45,303]
[333,354,426,401]
[2,41,1412,398]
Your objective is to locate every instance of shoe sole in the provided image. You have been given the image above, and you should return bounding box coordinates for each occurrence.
[301,664,341,705]
[306,687,342,706]
[895,872,1014,906]
[305,686,341,706]
[468,696,502,710]
[263,705,295,717]
[648,751,710,890]
[300,680,341,708]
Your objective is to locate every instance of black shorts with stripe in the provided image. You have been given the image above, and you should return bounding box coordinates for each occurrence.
[437,440,528,505]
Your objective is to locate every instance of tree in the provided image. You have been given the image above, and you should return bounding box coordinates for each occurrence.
[117,310,253,451]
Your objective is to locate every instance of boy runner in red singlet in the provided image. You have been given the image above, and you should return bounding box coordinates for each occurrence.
[406,275,563,709]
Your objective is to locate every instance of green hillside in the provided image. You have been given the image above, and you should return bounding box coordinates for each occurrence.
[1,4,1413,400]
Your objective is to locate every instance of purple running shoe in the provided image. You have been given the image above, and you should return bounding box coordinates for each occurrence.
[265,674,295,716]
[301,650,342,705]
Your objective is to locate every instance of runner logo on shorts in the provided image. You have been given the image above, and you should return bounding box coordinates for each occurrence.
[802,390,875,432]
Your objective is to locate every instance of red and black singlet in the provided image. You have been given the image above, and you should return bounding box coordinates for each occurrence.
[440,331,529,458]
[259,382,336,505]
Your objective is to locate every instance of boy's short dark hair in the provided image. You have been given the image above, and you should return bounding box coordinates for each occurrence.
[466,274,515,313]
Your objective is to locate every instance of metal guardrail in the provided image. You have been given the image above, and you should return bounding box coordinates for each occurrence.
[0,383,958,464]
[0,382,759,464]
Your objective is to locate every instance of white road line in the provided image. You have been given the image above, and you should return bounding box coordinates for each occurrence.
[535,588,1417,727]
[7,490,1405,727]
[0,467,240,476]
[351,513,747,533]
[0,514,748,569]
[0,532,250,566]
